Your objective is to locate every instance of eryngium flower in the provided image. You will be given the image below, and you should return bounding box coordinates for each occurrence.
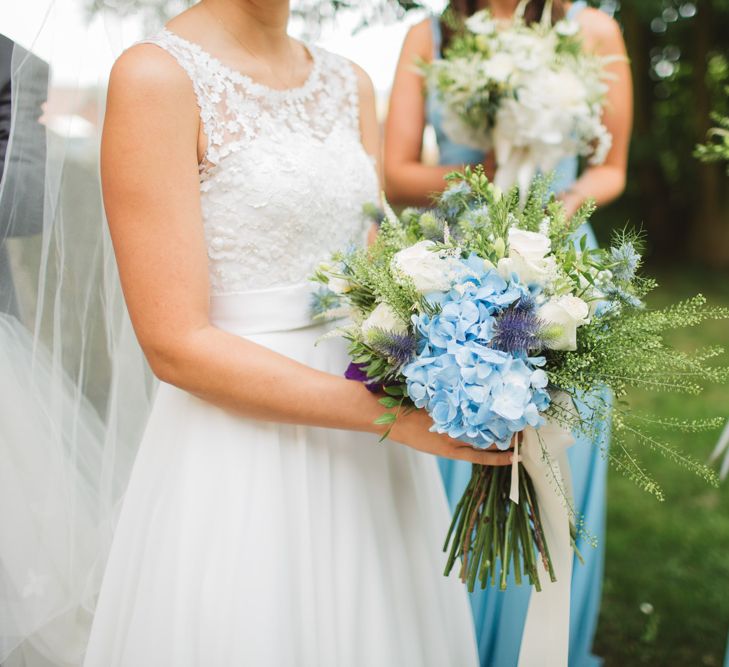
[492,304,549,355]
[367,328,418,369]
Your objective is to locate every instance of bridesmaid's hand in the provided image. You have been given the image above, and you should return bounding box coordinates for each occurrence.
[387,407,516,467]
[558,189,585,218]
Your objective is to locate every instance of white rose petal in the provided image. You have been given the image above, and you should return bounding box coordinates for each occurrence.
[497,228,556,287]
[391,240,463,294]
[507,228,551,261]
[327,275,351,295]
[497,252,557,288]
[361,303,408,340]
[538,295,591,351]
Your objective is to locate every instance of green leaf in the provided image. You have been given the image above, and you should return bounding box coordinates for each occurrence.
[378,396,400,409]
[374,412,397,425]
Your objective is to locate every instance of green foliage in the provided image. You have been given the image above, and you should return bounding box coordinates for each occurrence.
[695,89,729,173]
[548,292,729,497]
[594,269,729,666]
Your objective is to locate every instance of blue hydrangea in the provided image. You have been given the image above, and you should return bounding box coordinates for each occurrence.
[402,259,551,450]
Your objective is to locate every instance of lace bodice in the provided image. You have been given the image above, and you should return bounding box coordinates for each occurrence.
[143,29,379,294]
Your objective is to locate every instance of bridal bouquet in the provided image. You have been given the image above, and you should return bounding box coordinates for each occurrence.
[313,168,728,592]
[422,2,613,196]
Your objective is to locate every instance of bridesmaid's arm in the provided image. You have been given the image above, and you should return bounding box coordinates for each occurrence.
[101,45,514,467]
[384,21,472,207]
[559,10,634,217]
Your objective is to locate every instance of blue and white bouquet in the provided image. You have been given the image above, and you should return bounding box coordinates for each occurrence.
[421,1,613,197]
[313,168,728,591]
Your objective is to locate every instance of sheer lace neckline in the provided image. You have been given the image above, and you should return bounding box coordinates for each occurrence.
[160,27,321,99]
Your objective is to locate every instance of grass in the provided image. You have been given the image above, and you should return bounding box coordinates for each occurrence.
[593,266,729,666]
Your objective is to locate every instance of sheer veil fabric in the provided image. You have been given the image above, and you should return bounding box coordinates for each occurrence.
[0,2,155,664]
[1,3,479,666]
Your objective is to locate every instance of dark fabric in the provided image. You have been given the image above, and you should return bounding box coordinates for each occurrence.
[0,33,12,182]
[0,34,49,316]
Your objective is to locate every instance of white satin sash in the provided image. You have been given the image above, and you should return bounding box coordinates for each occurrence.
[510,400,576,667]
[210,282,316,335]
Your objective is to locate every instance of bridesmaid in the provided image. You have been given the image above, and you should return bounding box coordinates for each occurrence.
[384,1,633,665]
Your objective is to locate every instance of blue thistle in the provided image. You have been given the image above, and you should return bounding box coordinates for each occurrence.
[367,328,418,368]
[418,211,447,241]
[460,204,490,228]
[610,242,641,282]
[492,304,549,354]
[437,181,471,219]
[604,284,644,310]
[514,294,537,313]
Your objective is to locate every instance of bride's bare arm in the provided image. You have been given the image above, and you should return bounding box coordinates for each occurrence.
[101,45,513,466]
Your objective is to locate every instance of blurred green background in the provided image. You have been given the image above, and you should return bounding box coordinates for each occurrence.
[576,4,729,665]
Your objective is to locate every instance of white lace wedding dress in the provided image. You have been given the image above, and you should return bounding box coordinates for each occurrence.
[82,30,478,667]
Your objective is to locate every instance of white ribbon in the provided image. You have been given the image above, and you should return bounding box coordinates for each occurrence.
[709,419,729,480]
[492,128,565,206]
[508,411,576,667]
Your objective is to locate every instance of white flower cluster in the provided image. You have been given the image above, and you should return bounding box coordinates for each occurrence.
[425,9,613,190]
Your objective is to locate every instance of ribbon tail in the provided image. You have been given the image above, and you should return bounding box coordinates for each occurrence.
[708,419,729,480]
[517,422,575,667]
[509,435,520,504]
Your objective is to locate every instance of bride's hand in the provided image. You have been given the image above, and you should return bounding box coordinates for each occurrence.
[387,407,515,467]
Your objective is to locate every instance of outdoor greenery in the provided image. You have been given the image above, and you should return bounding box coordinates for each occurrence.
[594,266,729,666]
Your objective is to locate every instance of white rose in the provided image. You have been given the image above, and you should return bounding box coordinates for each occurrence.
[538,295,591,351]
[465,10,496,35]
[497,228,556,287]
[327,275,351,295]
[391,240,463,294]
[361,303,408,340]
[507,228,551,260]
[498,253,557,288]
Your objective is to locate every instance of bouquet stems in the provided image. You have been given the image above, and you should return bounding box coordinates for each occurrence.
[444,458,556,592]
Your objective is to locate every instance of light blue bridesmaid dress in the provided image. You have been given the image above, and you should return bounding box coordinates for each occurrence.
[425,4,609,666]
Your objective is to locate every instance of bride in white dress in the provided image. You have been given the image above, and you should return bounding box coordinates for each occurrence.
[82,1,515,664]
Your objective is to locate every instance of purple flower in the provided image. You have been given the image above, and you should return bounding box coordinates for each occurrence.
[492,303,549,355]
[344,362,384,394]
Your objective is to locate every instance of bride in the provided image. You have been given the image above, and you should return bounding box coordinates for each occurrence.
[81,0,515,664]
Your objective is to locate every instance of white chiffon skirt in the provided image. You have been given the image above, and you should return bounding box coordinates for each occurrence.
[83,285,478,667]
